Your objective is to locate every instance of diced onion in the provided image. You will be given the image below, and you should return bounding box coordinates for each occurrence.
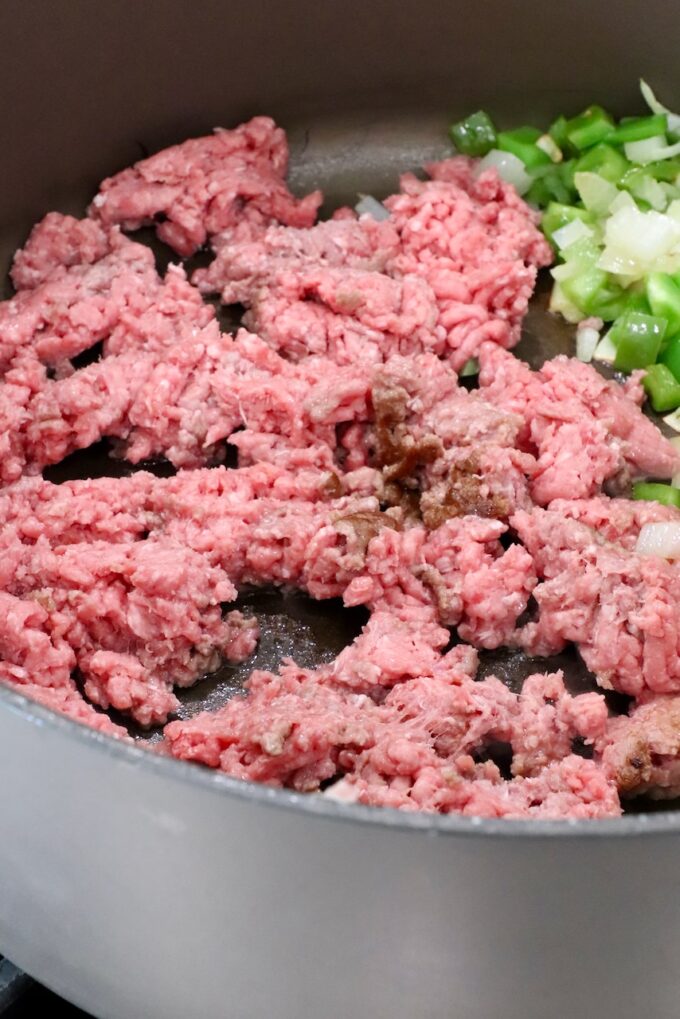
[633,175,668,211]
[636,521,680,559]
[609,190,637,214]
[354,195,390,221]
[574,172,618,215]
[476,149,532,195]
[593,332,618,363]
[576,324,601,362]
[536,134,562,162]
[624,135,680,166]
[640,79,680,135]
[664,408,680,432]
[548,282,583,323]
[552,219,594,251]
[599,204,680,278]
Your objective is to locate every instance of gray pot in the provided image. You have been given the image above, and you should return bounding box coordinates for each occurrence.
[1,2,680,1016]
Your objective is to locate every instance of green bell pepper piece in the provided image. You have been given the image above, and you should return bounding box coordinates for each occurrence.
[632,481,680,507]
[449,111,497,157]
[611,311,667,371]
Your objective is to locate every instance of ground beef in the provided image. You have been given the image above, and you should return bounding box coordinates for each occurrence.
[0,231,213,376]
[165,614,616,817]
[513,505,680,697]
[598,696,680,798]
[548,495,680,549]
[90,117,322,256]
[11,213,114,290]
[8,682,130,739]
[243,266,446,364]
[194,156,551,371]
[4,116,678,821]
[194,214,401,304]
[479,344,680,501]
[328,754,619,819]
[1,533,258,726]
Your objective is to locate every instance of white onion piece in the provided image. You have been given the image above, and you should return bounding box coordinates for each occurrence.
[636,522,680,559]
[576,324,600,363]
[354,195,390,221]
[664,408,680,432]
[552,219,594,251]
[625,135,680,166]
[548,282,583,323]
[536,134,562,162]
[640,79,680,134]
[599,204,680,277]
[593,332,617,364]
[476,149,532,195]
[634,175,668,211]
[609,190,637,214]
[574,171,618,215]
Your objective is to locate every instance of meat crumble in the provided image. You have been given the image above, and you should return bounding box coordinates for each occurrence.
[2,117,680,820]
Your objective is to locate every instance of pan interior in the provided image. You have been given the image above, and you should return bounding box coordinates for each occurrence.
[2,107,676,815]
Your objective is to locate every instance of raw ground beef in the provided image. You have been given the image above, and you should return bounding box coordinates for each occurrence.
[4,116,680,819]
[164,614,615,818]
[598,696,680,798]
[194,215,401,304]
[513,505,680,697]
[196,156,551,371]
[89,116,322,256]
[479,344,680,501]
[11,213,114,291]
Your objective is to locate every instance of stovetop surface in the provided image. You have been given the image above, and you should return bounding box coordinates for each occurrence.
[1,958,90,1017]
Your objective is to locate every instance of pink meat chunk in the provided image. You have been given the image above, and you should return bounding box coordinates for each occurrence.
[0,590,74,688]
[0,231,213,374]
[2,535,258,726]
[479,345,680,501]
[509,671,608,777]
[598,696,680,798]
[198,156,551,371]
[194,215,401,304]
[342,516,536,649]
[90,117,322,256]
[381,167,552,370]
[244,266,446,364]
[331,754,620,819]
[11,212,114,290]
[548,495,680,549]
[4,681,130,739]
[0,232,156,371]
[165,613,616,818]
[513,505,680,696]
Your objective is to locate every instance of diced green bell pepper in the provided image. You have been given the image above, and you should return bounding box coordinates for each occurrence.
[526,163,577,207]
[449,111,497,157]
[574,143,630,183]
[646,273,680,338]
[632,481,680,507]
[497,126,552,170]
[606,114,668,144]
[642,363,680,412]
[611,311,667,371]
[659,333,680,382]
[564,106,616,151]
[541,202,595,246]
[548,115,570,151]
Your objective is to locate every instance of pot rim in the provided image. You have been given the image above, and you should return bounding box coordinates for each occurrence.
[3,682,678,839]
